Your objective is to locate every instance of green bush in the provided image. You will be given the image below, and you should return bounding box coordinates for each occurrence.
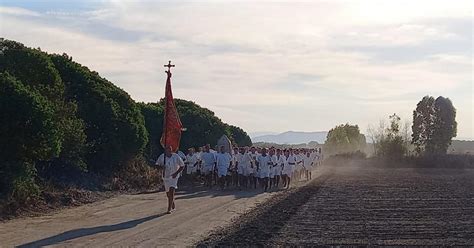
[0,73,60,200]
[0,40,87,172]
[49,54,148,174]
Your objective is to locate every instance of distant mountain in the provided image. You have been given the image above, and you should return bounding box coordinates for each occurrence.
[252,131,328,144]
[249,131,279,138]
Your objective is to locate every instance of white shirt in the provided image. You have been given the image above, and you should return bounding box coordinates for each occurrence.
[237,152,252,170]
[216,152,232,170]
[186,154,199,167]
[303,155,313,168]
[276,155,286,167]
[257,154,271,172]
[270,155,278,168]
[156,153,184,179]
[201,152,216,169]
[287,154,297,165]
[249,152,259,167]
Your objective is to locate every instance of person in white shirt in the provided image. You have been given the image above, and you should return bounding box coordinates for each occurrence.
[200,144,216,188]
[302,151,313,181]
[248,147,259,189]
[256,148,271,192]
[185,148,199,176]
[274,149,285,188]
[268,148,277,189]
[282,149,297,189]
[155,145,185,214]
[196,146,203,175]
[294,150,304,181]
[216,146,232,189]
[230,147,240,188]
[236,147,252,189]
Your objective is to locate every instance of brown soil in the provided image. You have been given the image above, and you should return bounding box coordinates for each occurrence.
[199,165,474,246]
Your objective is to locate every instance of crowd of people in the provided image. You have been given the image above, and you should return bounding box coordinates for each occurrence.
[181,145,323,191]
[156,144,323,213]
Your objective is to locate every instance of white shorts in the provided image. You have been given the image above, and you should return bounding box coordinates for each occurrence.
[272,166,280,177]
[163,177,178,192]
[269,169,275,178]
[237,165,246,175]
[259,170,270,178]
[202,166,214,175]
[186,165,197,174]
[282,164,294,176]
[217,167,228,177]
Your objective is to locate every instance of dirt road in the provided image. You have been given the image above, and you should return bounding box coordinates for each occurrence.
[201,165,474,246]
[0,185,280,247]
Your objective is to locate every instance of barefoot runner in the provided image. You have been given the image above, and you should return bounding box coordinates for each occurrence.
[156,145,185,214]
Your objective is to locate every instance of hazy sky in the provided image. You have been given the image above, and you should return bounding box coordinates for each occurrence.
[1,0,472,139]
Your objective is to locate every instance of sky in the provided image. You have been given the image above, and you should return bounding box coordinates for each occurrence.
[1,0,472,139]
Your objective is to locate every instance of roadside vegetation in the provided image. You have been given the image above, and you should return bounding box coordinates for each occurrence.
[0,39,251,219]
[325,95,472,168]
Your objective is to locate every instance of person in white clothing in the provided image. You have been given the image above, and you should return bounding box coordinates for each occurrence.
[185,148,199,176]
[216,146,232,189]
[273,149,285,188]
[283,149,297,189]
[268,149,278,189]
[200,144,216,188]
[248,147,259,189]
[230,147,240,187]
[236,147,252,189]
[196,146,203,175]
[155,145,185,214]
[302,151,313,181]
[294,150,304,181]
[256,148,271,192]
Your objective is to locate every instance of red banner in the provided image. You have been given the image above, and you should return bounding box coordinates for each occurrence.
[160,71,183,152]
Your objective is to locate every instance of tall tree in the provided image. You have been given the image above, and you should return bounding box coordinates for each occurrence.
[412,96,436,155]
[412,95,457,156]
[432,96,457,154]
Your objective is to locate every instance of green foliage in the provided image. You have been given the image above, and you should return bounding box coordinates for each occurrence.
[412,95,457,156]
[0,39,252,204]
[10,161,40,202]
[0,73,59,199]
[432,97,457,154]
[377,114,407,160]
[49,54,148,174]
[0,39,87,172]
[325,123,366,155]
[139,99,252,159]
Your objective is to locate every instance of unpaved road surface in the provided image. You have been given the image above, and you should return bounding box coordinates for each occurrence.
[0,185,282,247]
[201,166,474,246]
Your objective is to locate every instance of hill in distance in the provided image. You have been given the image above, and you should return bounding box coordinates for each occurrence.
[252,131,328,145]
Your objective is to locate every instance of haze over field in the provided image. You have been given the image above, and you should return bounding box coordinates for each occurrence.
[1,0,472,139]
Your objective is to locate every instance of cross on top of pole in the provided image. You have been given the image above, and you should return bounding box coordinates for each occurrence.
[164,60,175,73]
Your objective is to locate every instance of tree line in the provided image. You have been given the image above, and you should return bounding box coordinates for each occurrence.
[325,96,458,161]
[0,39,251,203]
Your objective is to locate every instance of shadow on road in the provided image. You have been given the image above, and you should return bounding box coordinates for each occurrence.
[17,213,165,248]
